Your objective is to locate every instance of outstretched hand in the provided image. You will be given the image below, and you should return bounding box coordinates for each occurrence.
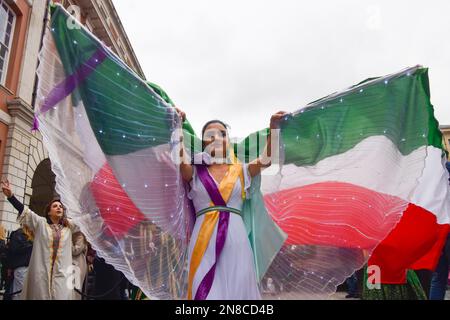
[174,107,186,122]
[1,179,13,198]
[270,111,289,130]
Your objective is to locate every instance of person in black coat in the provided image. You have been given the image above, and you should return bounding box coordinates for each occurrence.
[4,227,33,300]
[92,255,128,300]
[0,225,7,292]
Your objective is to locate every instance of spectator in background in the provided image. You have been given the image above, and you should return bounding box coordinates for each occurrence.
[6,226,33,300]
[92,255,128,300]
[429,162,450,300]
[0,224,7,291]
[415,269,433,299]
[266,278,276,296]
[430,234,450,300]
[345,272,360,299]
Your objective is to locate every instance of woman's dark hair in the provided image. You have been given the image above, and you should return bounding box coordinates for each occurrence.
[45,199,70,227]
[72,230,86,243]
[201,120,229,140]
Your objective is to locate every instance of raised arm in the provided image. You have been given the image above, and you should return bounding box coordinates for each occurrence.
[1,179,24,215]
[175,107,194,183]
[2,179,45,231]
[248,111,288,177]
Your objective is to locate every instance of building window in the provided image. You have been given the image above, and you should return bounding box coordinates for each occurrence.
[0,0,15,86]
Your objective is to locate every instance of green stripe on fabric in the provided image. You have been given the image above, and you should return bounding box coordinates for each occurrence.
[49,6,442,164]
[50,5,173,156]
[281,68,443,166]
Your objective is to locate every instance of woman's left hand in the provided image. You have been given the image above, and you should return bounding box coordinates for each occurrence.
[1,179,12,198]
[174,107,186,122]
[270,111,289,130]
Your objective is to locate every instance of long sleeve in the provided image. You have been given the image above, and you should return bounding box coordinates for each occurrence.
[7,195,46,232]
[17,206,46,233]
[7,195,24,215]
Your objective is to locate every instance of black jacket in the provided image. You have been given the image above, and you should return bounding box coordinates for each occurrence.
[93,257,126,300]
[0,239,6,263]
[6,229,33,269]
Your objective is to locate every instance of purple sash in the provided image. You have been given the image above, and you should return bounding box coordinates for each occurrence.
[194,165,230,300]
[33,48,108,131]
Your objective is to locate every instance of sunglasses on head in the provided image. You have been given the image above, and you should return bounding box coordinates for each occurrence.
[203,129,227,140]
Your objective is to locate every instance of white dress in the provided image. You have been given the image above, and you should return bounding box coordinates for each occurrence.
[187,164,261,300]
[18,207,75,300]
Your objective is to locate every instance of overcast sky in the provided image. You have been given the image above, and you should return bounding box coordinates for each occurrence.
[113,0,450,138]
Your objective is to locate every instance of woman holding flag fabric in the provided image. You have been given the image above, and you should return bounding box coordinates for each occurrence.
[176,109,287,300]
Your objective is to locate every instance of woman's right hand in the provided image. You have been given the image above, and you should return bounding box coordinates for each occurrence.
[174,107,186,122]
[1,179,12,198]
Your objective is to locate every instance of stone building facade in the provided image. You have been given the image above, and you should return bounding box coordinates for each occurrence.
[0,0,144,232]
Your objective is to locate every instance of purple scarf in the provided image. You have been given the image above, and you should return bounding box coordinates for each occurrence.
[194,165,231,300]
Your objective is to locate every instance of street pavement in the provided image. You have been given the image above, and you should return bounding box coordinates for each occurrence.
[262,289,450,300]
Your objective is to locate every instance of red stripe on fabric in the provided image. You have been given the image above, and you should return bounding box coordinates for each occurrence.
[410,225,450,270]
[369,203,449,284]
[91,163,146,237]
[263,182,407,248]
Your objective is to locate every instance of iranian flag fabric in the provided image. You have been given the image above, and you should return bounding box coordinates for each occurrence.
[33,4,449,299]
[262,67,450,286]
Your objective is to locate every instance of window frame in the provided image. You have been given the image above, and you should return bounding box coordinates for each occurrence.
[0,0,16,86]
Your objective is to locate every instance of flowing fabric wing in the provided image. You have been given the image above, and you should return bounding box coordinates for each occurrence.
[35,4,193,299]
[246,67,449,298]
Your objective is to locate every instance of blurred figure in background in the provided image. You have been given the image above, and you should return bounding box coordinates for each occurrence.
[362,266,426,300]
[429,234,450,300]
[429,162,450,300]
[0,224,7,292]
[266,278,276,296]
[5,226,33,300]
[345,272,360,299]
[72,231,88,300]
[92,253,128,300]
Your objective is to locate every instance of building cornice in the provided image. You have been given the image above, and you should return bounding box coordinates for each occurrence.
[71,0,145,79]
[0,109,11,125]
[6,98,35,128]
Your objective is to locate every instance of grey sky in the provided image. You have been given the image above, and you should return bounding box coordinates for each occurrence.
[113,0,450,138]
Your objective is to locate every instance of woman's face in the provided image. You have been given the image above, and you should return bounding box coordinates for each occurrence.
[203,122,229,159]
[48,201,64,222]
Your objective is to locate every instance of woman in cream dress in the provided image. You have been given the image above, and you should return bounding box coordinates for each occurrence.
[2,179,76,300]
